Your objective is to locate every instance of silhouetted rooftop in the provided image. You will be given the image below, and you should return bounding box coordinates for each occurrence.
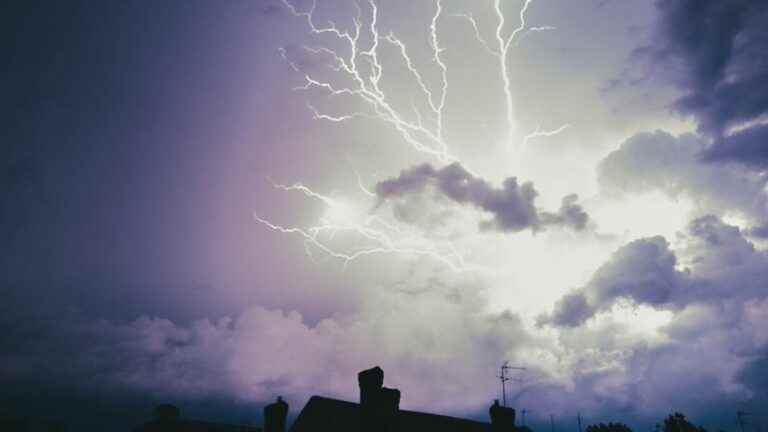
[291,396,493,432]
[133,418,261,432]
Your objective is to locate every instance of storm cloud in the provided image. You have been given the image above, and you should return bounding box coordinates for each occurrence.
[541,235,684,328]
[650,0,768,167]
[542,215,768,328]
[536,212,768,416]
[375,163,589,233]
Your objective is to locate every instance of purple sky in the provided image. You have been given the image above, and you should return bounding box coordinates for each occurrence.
[2,1,768,431]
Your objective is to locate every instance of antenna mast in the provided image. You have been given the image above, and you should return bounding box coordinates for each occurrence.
[498,361,526,407]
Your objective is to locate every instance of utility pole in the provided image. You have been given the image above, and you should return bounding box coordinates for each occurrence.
[498,361,526,407]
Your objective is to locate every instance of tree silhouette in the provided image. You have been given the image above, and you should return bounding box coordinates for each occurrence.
[585,422,633,432]
[663,413,707,432]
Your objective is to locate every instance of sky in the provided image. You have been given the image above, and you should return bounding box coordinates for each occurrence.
[2,0,768,430]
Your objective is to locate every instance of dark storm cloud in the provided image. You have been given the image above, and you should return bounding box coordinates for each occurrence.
[736,347,768,396]
[542,215,768,328]
[701,123,768,168]
[375,163,589,233]
[650,0,768,167]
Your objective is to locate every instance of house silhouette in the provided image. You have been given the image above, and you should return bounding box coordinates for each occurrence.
[290,366,524,432]
[134,366,529,432]
[133,404,261,432]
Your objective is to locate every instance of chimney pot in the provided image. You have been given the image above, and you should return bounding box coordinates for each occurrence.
[264,396,289,432]
[358,367,400,432]
[358,366,384,405]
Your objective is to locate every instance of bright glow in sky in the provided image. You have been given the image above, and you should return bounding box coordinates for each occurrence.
[260,0,697,327]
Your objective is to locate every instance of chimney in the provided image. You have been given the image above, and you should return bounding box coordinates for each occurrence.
[358,366,384,405]
[264,396,289,432]
[490,399,516,432]
[358,366,400,432]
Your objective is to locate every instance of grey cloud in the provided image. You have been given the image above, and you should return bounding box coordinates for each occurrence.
[737,347,768,397]
[540,194,590,231]
[701,123,768,168]
[375,163,589,233]
[541,236,684,327]
[597,130,768,230]
[649,0,768,167]
[543,215,768,328]
[539,291,592,328]
[746,223,768,238]
[538,253,768,425]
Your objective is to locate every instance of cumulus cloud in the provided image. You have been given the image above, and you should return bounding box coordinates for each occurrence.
[541,215,768,328]
[375,163,589,233]
[532,214,768,423]
[540,236,685,328]
[649,0,768,168]
[0,276,536,419]
[597,130,768,230]
[540,194,591,232]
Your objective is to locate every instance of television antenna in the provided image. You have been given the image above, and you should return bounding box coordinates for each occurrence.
[498,361,526,407]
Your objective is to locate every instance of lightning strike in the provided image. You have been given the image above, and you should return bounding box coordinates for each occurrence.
[521,123,572,152]
[456,1,562,151]
[451,12,499,57]
[269,0,567,270]
[281,0,459,163]
[255,180,473,271]
[494,0,534,136]
[429,0,449,144]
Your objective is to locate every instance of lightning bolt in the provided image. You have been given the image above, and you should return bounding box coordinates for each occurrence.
[450,12,498,57]
[255,179,473,271]
[454,1,569,153]
[494,0,533,136]
[265,0,570,269]
[521,123,571,152]
[280,0,458,163]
